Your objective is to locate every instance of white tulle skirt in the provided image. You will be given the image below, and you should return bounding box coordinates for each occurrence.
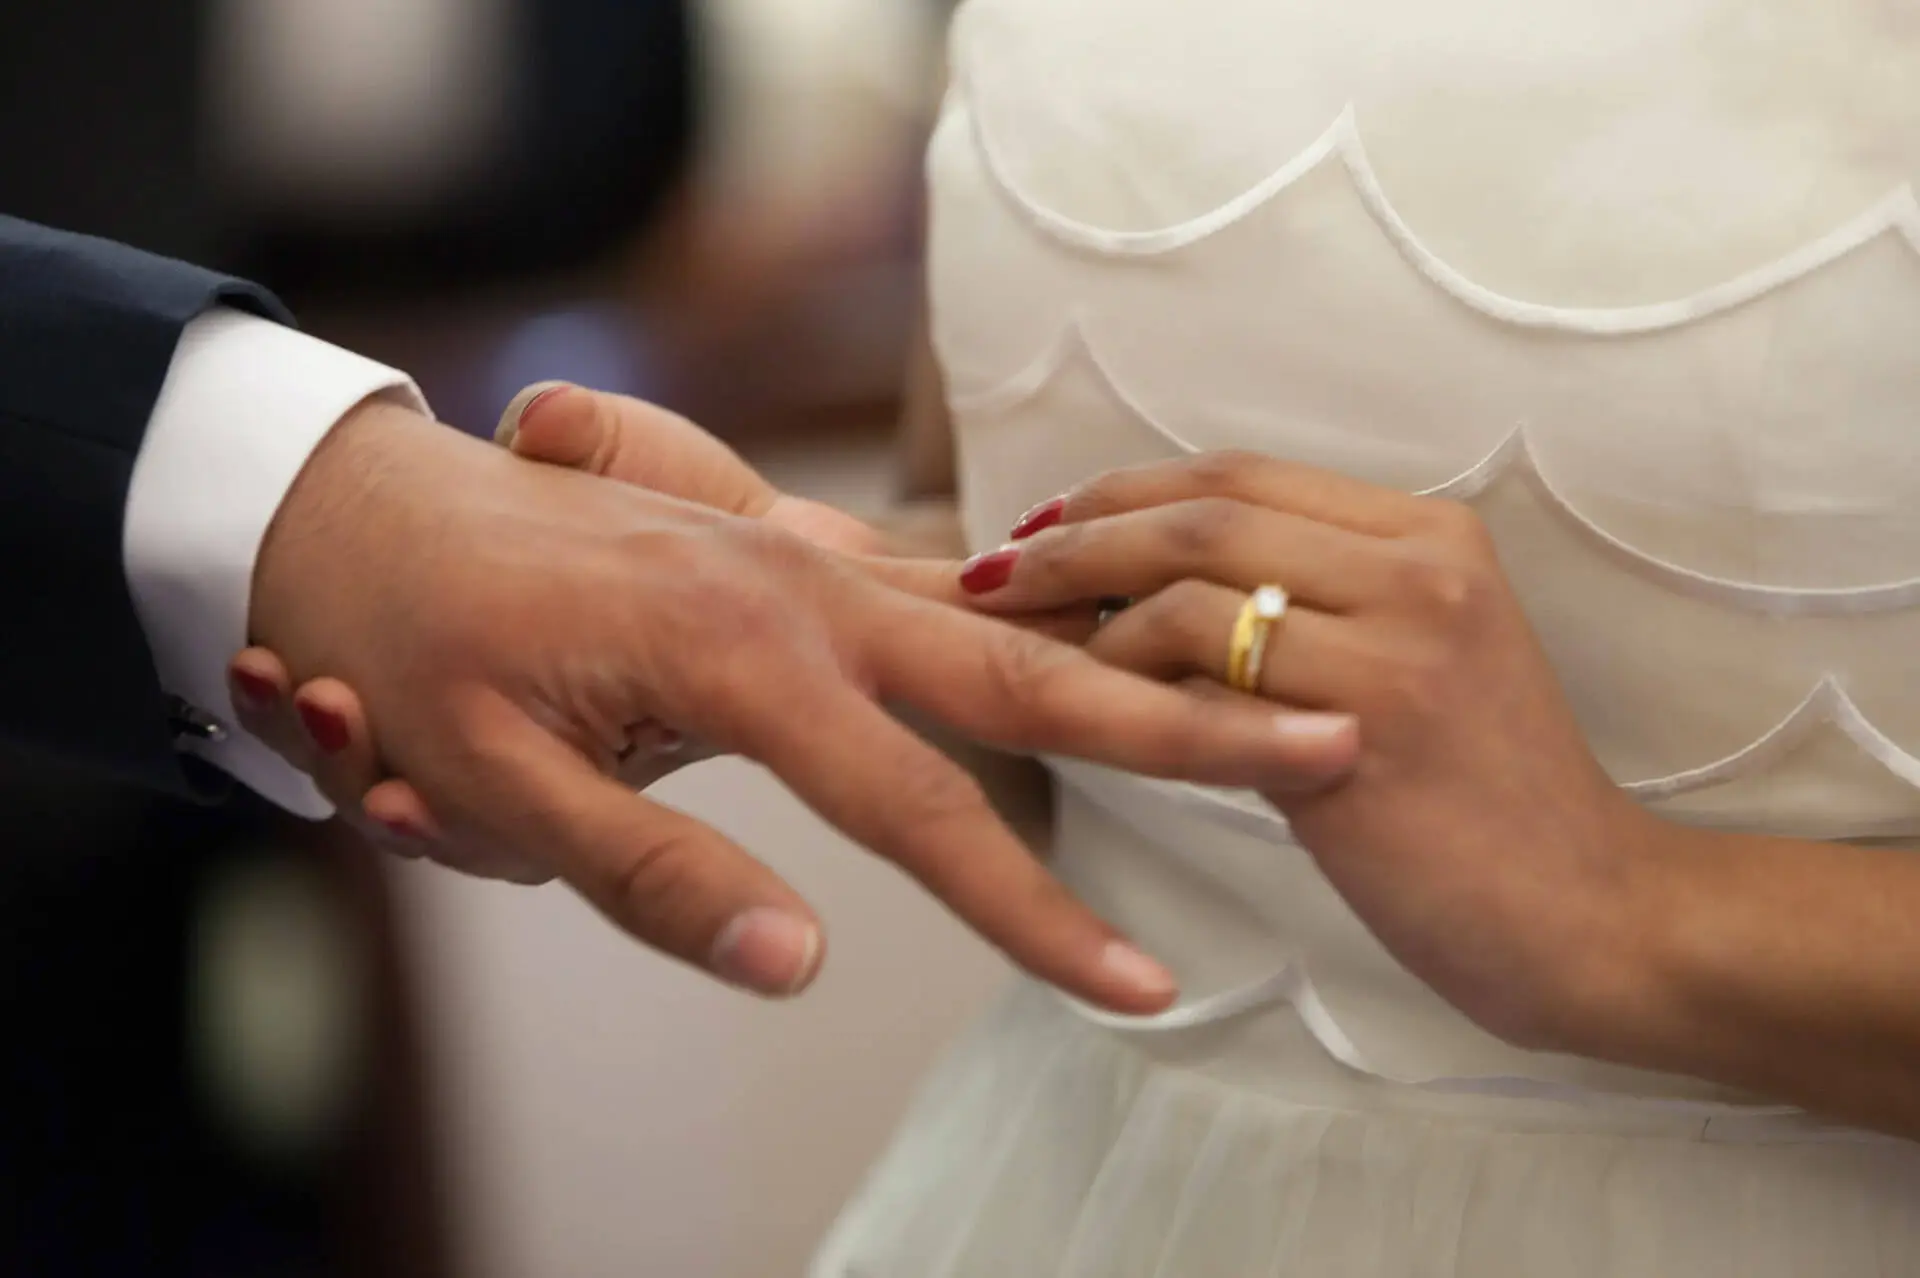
[812,984,1920,1278]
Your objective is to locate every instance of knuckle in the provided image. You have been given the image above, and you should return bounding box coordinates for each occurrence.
[1413,497,1496,557]
[1017,519,1086,586]
[1388,545,1493,625]
[978,630,1081,719]
[1067,472,1131,520]
[657,545,849,738]
[1166,497,1244,559]
[604,825,709,935]
[1136,582,1215,656]
[886,754,993,842]
[1181,450,1263,494]
[677,545,805,649]
[983,627,1068,693]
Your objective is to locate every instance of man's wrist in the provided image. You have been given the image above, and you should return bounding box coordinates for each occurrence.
[124,308,427,816]
[250,396,425,657]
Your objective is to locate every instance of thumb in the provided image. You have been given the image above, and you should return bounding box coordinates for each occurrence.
[496,382,781,520]
[498,382,885,553]
[450,713,825,997]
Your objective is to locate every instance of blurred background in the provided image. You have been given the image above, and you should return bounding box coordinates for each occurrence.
[0,2,1011,1274]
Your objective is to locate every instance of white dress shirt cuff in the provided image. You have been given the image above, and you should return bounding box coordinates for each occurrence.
[124,308,430,818]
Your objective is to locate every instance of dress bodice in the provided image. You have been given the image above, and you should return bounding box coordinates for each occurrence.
[930,0,1920,1099]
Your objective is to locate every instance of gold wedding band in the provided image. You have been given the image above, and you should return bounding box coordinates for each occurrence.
[1226,585,1289,693]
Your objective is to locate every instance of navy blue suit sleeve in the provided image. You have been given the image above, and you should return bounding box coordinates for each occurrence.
[0,215,292,795]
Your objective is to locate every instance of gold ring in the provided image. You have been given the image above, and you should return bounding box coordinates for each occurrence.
[1226,585,1289,693]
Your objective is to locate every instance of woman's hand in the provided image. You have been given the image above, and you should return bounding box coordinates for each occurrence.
[492,380,888,557]
[960,452,1662,1048]
[227,649,711,882]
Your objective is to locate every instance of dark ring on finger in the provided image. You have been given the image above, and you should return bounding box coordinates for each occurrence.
[617,720,689,764]
[1096,596,1134,627]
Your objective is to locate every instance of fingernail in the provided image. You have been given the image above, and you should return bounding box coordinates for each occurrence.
[495,381,570,448]
[374,814,427,843]
[297,702,350,754]
[1010,496,1066,540]
[960,546,1020,594]
[712,909,822,996]
[371,817,427,858]
[520,385,568,423]
[1101,940,1178,1001]
[1275,712,1357,742]
[230,669,278,711]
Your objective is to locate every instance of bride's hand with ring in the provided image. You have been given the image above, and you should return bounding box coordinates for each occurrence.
[959,451,1657,1050]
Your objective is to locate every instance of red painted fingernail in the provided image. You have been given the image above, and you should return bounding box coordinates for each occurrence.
[1010,496,1066,540]
[230,669,278,710]
[375,814,427,843]
[960,547,1020,594]
[297,702,350,754]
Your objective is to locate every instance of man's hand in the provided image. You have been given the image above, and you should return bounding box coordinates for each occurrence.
[496,380,886,555]
[229,382,1004,861]
[244,400,1358,1008]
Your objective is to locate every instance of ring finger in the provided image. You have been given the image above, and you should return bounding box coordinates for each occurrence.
[1086,579,1374,712]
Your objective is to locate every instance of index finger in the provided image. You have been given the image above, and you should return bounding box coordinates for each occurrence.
[434,706,827,997]
[733,669,1181,1015]
[1056,452,1423,539]
[498,383,782,519]
[860,590,1359,792]
[855,555,1099,643]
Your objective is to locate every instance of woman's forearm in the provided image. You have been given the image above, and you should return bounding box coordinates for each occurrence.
[1567,819,1920,1137]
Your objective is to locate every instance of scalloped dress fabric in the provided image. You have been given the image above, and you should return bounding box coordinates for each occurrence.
[813,1,1920,1273]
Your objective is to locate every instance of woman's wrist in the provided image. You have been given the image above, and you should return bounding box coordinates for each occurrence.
[1525,811,1920,1131]
[1541,811,1860,1089]
[1519,804,1711,1065]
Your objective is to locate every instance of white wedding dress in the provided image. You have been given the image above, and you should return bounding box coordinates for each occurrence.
[814,1,1920,1272]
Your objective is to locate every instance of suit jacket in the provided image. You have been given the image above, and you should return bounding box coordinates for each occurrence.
[0,214,285,796]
